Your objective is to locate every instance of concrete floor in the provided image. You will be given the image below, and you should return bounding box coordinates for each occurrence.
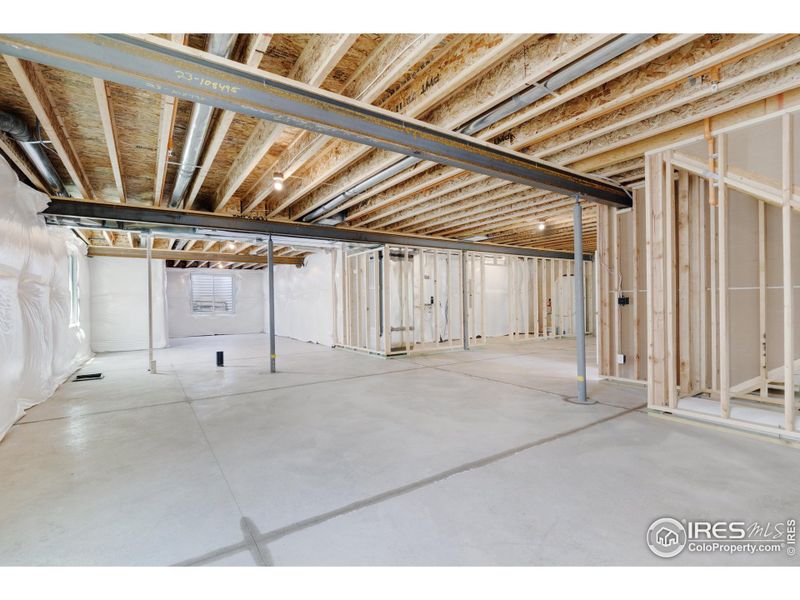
[0,334,797,566]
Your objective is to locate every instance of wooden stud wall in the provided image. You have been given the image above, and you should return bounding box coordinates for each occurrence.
[507,256,594,341]
[597,113,799,437]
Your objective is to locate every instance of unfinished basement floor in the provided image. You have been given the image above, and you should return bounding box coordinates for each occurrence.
[0,334,797,566]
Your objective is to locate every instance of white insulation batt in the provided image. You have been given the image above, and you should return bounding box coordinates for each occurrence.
[89,257,168,352]
[0,157,91,440]
[265,251,334,346]
[167,267,265,338]
[483,262,509,337]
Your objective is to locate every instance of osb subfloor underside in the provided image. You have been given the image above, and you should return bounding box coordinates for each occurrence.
[0,334,797,566]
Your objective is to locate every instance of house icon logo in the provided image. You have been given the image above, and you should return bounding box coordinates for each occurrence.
[656,527,679,546]
[647,518,687,558]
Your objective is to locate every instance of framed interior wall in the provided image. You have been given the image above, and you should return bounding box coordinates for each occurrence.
[597,108,800,439]
[507,256,595,342]
[333,245,487,356]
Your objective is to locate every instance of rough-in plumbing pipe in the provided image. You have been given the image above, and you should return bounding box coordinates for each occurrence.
[0,110,68,196]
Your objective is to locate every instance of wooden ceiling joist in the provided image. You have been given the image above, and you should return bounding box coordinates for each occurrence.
[92,77,125,202]
[328,34,703,225]
[356,40,800,243]
[3,32,800,253]
[182,33,272,210]
[282,33,610,221]
[87,245,304,265]
[532,36,800,163]
[268,33,531,219]
[343,34,786,229]
[241,33,445,215]
[213,33,359,213]
[3,55,92,198]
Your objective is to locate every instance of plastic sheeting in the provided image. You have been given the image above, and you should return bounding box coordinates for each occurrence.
[89,256,168,352]
[265,251,334,346]
[167,268,265,338]
[0,156,91,440]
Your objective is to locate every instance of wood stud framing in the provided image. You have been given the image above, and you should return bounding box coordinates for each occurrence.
[600,108,799,439]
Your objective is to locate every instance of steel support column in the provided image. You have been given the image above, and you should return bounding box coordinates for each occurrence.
[571,198,593,404]
[146,233,157,374]
[268,235,276,373]
[461,251,470,350]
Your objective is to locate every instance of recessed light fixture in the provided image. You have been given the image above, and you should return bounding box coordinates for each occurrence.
[273,171,285,191]
[537,222,546,231]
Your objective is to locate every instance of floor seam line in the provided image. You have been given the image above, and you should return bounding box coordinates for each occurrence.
[185,364,432,403]
[16,362,433,425]
[176,369,266,566]
[176,404,642,566]
[424,363,640,411]
[425,364,571,401]
[402,344,580,369]
[14,398,189,426]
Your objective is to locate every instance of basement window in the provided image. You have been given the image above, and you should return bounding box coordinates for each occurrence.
[68,254,80,327]
[190,273,235,314]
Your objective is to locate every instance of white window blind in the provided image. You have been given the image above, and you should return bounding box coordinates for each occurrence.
[191,273,235,314]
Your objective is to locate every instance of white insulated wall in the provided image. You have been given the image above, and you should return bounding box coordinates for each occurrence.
[483,262,509,337]
[89,256,168,352]
[167,267,265,338]
[0,156,91,440]
[265,251,335,346]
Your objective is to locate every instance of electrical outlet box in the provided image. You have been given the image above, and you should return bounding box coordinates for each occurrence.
[617,295,629,306]
[617,354,626,365]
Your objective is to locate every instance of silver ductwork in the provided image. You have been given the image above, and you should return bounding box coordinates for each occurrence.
[168,33,237,209]
[0,110,68,196]
[303,34,653,222]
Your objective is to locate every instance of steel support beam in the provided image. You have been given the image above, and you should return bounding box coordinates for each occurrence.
[0,34,631,208]
[43,199,592,261]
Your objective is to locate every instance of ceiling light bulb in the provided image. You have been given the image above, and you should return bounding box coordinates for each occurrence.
[538,222,546,231]
[273,171,285,191]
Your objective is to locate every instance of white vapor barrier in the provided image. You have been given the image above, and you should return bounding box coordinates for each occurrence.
[167,268,265,338]
[484,262,509,337]
[0,156,91,440]
[89,257,168,352]
[265,251,334,346]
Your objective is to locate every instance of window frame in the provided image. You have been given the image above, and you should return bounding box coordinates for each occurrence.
[189,272,236,315]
